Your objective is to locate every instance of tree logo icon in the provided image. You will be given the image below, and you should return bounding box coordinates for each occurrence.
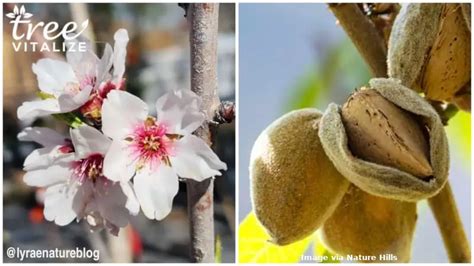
[5,5,33,20]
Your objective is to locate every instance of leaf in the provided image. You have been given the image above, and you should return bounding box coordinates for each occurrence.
[215,234,222,263]
[238,212,312,263]
[286,68,325,111]
[445,111,471,167]
[23,13,33,19]
[20,5,25,15]
[13,5,18,15]
[6,13,16,19]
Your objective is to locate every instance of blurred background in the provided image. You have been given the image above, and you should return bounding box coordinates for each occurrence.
[3,3,235,262]
[239,4,471,263]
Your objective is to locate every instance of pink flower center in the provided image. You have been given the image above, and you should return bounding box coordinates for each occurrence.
[58,139,74,154]
[72,153,105,184]
[80,76,97,90]
[129,117,179,170]
[64,82,81,95]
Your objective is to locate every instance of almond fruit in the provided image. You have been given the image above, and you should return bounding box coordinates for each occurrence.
[420,4,471,103]
[388,4,471,111]
[250,109,350,245]
[388,4,443,90]
[321,185,417,263]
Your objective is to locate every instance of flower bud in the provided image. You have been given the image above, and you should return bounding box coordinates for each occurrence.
[250,109,350,245]
[319,78,449,201]
[321,185,417,263]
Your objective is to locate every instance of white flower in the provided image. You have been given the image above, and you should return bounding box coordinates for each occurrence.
[101,90,227,220]
[19,125,139,235]
[17,29,129,121]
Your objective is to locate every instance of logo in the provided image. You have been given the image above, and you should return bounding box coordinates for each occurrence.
[6,5,89,53]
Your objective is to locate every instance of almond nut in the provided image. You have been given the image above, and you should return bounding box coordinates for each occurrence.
[341,89,432,178]
[318,78,449,201]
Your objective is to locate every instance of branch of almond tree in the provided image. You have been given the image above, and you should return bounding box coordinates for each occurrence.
[428,183,471,262]
[328,3,387,78]
[186,3,220,263]
[328,3,470,263]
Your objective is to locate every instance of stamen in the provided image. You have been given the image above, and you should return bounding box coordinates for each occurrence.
[129,118,180,170]
[72,153,104,184]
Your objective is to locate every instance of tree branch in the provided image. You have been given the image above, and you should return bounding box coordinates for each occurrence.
[186,3,220,263]
[328,3,388,77]
[428,183,471,262]
[328,3,470,262]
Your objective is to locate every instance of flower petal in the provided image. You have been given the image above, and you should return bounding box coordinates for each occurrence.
[102,90,148,139]
[170,135,226,181]
[70,124,110,158]
[17,127,66,147]
[17,99,60,121]
[120,181,140,215]
[112,29,129,83]
[43,182,78,226]
[72,181,94,218]
[133,164,178,220]
[23,146,70,171]
[23,147,55,171]
[156,89,201,111]
[103,140,136,182]
[23,156,73,187]
[57,84,93,112]
[97,43,114,85]
[32,58,78,96]
[65,38,100,82]
[94,180,134,228]
[155,90,205,135]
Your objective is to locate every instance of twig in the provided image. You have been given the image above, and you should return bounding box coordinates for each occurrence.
[328,3,388,77]
[328,3,470,262]
[428,183,471,262]
[213,101,235,124]
[186,3,220,263]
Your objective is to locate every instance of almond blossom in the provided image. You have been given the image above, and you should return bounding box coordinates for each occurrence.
[19,125,139,235]
[101,90,227,220]
[17,29,129,121]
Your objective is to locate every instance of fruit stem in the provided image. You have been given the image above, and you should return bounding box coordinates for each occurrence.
[428,183,471,262]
